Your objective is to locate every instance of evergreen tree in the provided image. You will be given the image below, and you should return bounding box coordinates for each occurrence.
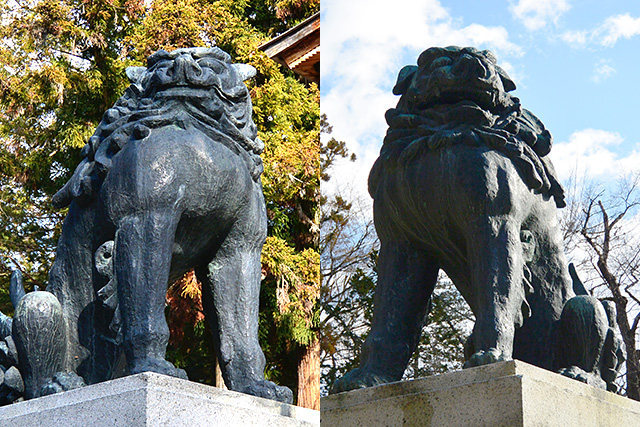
[0,0,146,311]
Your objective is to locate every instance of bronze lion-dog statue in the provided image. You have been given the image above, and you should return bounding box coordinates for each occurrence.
[332,46,624,394]
[1,47,292,404]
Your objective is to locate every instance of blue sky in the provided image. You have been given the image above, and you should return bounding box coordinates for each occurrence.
[321,0,640,198]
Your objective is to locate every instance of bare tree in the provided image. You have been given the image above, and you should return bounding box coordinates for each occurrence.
[563,174,640,400]
[320,191,378,394]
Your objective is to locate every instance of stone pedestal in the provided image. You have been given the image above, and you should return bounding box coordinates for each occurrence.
[0,372,319,427]
[321,360,640,427]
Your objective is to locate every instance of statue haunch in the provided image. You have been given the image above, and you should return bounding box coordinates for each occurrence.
[331,46,625,394]
[1,47,292,404]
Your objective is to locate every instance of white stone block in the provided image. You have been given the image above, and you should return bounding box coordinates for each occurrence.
[0,372,319,427]
[321,360,640,427]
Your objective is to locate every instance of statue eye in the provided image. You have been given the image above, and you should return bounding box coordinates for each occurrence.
[429,56,453,71]
[151,59,173,71]
[197,58,226,73]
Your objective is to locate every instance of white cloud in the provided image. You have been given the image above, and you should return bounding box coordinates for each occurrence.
[509,0,571,31]
[452,24,522,54]
[591,59,616,83]
[596,13,640,47]
[560,30,587,46]
[321,0,522,199]
[561,13,640,48]
[549,129,640,182]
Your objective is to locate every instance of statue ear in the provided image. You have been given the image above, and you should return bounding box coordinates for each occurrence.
[233,63,257,81]
[392,65,418,95]
[125,66,146,84]
[496,65,516,92]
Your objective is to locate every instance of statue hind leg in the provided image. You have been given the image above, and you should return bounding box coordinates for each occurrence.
[331,239,439,393]
[114,210,186,379]
[46,202,116,382]
[196,192,293,403]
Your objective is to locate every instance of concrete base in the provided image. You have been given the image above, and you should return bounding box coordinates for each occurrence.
[0,373,319,427]
[321,360,640,427]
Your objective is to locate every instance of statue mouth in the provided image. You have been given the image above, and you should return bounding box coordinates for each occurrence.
[421,87,501,113]
[153,86,212,99]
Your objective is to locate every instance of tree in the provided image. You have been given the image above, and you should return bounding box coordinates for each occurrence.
[0,0,146,311]
[405,276,473,379]
[0,0,320,407]
[320,194,378,394]
[562,174,640,400]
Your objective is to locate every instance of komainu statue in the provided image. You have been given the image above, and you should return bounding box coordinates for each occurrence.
[331,46,624,394]
[0,47,292,404]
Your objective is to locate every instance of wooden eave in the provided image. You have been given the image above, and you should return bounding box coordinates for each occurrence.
[260,12,320,85]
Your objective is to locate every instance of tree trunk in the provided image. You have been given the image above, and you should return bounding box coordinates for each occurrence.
[626,349,640,401]
[612,292,639,400]
[297,340,320,410]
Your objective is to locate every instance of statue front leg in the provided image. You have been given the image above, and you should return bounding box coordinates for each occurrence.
[114,211,186,379]
[331,239,439,393]
[464,217,529,367]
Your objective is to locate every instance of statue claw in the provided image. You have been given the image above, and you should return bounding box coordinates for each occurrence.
[244,380,293,404]
[463,348,510,368]
[330,368,395,394]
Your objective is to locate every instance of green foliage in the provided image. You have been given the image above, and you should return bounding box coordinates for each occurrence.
[262,236,320,347]
[166,319,217,385]
[0,0,145,300]
[244,0,319,37]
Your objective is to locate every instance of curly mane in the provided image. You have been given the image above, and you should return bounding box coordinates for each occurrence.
[53,47,262,209]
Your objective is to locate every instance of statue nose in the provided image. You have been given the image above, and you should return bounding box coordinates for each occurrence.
[451,54,487,78]
[171,54,203,83]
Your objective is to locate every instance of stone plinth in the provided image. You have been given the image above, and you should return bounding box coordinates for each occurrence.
[321,360,640,427]
[0,372,319,427]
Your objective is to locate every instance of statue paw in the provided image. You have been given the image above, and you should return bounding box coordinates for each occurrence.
[463,348,510,368]
[0,366,25,404]
[558,366,606,390]
[40,372,86,396]
[330,368,395,394]
[243,380,293,404]
[128,358,188,380]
